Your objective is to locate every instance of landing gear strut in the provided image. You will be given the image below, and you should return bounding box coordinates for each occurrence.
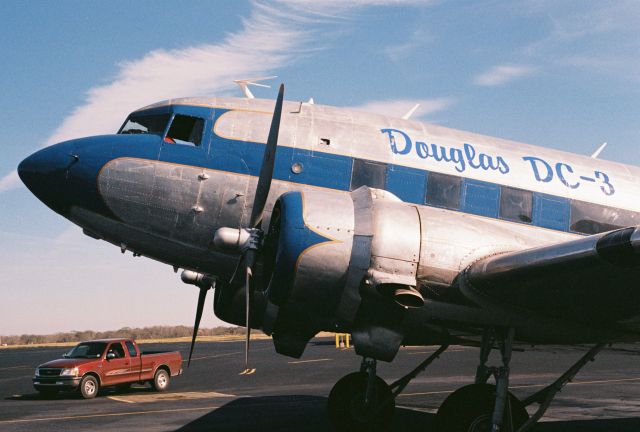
[327,330,605,431]
[437,328,606,432]
[327,345,450,431]
[327,358,394,432]
[437,328,528,432]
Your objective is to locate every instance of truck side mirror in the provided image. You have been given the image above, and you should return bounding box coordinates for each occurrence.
[106,352,116,360]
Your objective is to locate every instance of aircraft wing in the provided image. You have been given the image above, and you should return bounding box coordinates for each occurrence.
[459,227,640,328]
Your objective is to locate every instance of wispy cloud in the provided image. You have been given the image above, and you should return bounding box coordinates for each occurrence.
[383,28,434,62]
[2,0,428,195]
[473,64,536,87]
[2,2,302,193]
[0,171,18,193]
[347,97,455,120]
[519,0,640,79]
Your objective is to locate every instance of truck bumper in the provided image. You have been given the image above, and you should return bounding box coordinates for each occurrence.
[33,376,82,391]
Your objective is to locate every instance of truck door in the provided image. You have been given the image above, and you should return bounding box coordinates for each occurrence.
[125,340,142,382]
[102,342,130,386]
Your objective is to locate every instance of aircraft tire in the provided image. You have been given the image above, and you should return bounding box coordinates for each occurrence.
[327,371,394,432]
[436,383,528,432]
[152,368,170,392]
[79,375,99,399]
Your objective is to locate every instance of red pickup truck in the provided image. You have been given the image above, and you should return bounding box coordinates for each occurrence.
[33,338,183,399]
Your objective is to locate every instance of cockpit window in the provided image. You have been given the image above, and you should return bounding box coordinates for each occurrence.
[119,114,171,136]
[165,114,204,146]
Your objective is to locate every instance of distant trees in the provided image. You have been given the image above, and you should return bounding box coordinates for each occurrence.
[0,325,244,346]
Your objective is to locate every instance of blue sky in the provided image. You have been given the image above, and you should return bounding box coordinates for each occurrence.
[1,0,638,334]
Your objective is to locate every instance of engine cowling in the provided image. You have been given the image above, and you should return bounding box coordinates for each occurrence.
[261,186,423,359]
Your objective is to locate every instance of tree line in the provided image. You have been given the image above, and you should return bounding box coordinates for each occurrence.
[0,325,244,346]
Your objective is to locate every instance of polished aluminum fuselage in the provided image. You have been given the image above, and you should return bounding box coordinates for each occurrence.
[24,96,640,344]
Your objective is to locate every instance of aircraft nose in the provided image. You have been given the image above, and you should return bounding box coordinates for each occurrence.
[18,145,73,214]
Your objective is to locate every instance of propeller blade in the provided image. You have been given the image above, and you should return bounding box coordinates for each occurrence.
[188,286,209,367]
[245,265,252,372]
[240,251,257,375]
[249,84,285,228]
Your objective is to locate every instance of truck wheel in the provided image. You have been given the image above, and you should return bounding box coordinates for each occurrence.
[152,369,170,392]
[79,375,99,399]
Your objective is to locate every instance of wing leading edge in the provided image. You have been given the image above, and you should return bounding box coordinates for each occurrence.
[459,227,640,330]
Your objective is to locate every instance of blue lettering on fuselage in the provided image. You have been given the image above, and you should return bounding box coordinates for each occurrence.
[382,128,509,175]
[382,128,615,196]
[522,156,615,196]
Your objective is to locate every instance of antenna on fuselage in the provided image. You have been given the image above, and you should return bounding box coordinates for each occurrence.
[591,142,608,159]
[402,103,421,120]
[234,76,277,99]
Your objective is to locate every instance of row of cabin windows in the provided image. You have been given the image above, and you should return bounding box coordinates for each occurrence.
[350,158,640,235]
[118,117,640,236]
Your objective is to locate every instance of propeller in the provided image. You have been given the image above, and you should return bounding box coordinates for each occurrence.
[181,270,215,367]
[236,83,285,375]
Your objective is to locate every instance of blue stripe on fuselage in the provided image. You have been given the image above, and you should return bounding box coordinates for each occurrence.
[102,107,576,235]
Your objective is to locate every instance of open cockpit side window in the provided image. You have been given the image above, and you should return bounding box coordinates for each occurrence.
[165,114,204,146]
[119,114,171,136]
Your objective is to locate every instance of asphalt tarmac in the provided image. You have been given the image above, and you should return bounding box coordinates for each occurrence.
[1,338,640,431]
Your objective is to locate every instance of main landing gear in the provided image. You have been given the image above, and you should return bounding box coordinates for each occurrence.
[327,345,449,431]
[327,329,606,432]
[437,328,526,432]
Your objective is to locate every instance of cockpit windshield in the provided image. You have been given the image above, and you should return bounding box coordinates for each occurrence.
[119,113,171,136]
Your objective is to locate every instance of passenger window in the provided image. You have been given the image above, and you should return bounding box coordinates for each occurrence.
[385,165,426,203]
[425,172,461,210]
[165,114,204,146]
[569,201,640,234]
[350,159,387,190]
[462,179,500,218]
[533,194,569,231]
[125,341,137,357]
[500,187,533,223]
[107,343,126,359]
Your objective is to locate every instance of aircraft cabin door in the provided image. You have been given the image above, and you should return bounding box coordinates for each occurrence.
[156,107,214,247]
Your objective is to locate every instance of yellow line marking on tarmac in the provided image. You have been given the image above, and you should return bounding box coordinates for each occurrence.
[398,377,640,397]
[186,351,243,362]
[186,346,271,362]
[107,396,136,404]
[0,405,225,424]
[107,391,235,404]
[407,349,466,355]
[288,358,331,364]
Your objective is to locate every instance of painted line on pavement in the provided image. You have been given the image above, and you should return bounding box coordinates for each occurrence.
[288,358,331,364]
[0,405,224,424]
[107,391,236,404]
[398,376,640,398]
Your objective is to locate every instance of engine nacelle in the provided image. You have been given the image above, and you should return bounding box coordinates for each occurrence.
[261,186,423,359]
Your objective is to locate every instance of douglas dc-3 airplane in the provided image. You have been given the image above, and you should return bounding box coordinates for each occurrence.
[18,83,640,432]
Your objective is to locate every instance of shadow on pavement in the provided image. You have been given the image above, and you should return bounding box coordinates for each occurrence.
[175,395,434,431]
[175,395,640,432]
[5,385,153,401]
[536,418,640,431]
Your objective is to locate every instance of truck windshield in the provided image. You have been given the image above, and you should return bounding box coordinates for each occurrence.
[66,342,107,359]
[119,113,170,136]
